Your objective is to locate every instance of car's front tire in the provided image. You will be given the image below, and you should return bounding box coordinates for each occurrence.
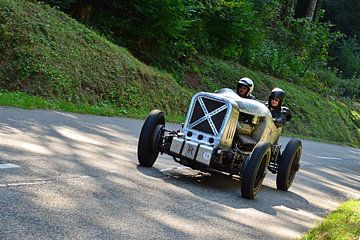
[276,139,302,191]
[241,142,271,199]
[137,110,165,167]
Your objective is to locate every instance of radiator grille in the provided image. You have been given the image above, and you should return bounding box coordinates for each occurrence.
[188,97,228,136]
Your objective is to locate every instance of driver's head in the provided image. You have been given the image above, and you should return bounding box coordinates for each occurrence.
[268,88,285,108]
[237,77,254,98]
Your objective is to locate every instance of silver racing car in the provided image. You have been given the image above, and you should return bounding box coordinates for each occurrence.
[137,88,302,199]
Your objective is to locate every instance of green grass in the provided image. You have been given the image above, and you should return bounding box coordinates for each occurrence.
[0,90,185,123]
[0,89,356,147]
[301,199,360,240]
[0,0,193,115]
[0,0,359,147]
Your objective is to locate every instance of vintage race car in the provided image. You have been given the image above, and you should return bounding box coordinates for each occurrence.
[137,88,302,199]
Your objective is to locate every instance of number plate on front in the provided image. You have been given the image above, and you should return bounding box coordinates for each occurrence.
[181,141,198,160]
[196,144,213,166]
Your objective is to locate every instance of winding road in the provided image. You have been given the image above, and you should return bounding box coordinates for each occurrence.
[0,107,359,239]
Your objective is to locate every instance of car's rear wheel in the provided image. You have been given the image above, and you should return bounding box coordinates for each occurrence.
[241,142,271,199]
[137,110,165,167]
[276,139,302,191]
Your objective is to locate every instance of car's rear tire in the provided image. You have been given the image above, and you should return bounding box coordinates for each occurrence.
[137,110,165,167]
[276,139,302,191]
[241,142,271,199]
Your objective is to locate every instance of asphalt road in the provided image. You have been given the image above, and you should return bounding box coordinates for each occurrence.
[0,107,359,240]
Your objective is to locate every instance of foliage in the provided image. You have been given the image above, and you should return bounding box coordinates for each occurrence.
[49,0,194,66]
[323,0,360,37]
[322,0,360,79]
[196,1,264,64]
[255,14,340,81]
[42,0,268,67]
[38,0,359,100]
[336,77,360,100]
[0,0,192,116]
[102,0,192,65]
[334,37,360,78]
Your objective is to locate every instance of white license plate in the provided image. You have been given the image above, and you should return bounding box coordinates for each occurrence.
[181,142,198,159]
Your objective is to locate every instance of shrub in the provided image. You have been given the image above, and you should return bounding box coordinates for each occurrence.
[254,14,340,82]
[336,77,360,99]
[252,40,303,81]
[334,37,360,78]
[201,1,265,65]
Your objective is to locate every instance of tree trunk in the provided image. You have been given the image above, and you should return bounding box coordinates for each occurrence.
[77,3,93,22]
[306,0,318,20]
[314,0,323,20]
[281,0,298,19]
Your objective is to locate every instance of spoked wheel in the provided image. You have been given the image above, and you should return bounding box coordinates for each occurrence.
[276,139,302,191]
[137,110,165,167]
[241,142,271,199]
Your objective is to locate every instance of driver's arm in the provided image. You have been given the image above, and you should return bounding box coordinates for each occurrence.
[274,107,292,127]
[274,115,286,127]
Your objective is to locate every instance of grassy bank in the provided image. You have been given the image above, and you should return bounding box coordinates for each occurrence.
[0,0,359,147]
[0,0,192,115]
[301,199,360,240]
[0,89,357,148]
[0,90,184,123]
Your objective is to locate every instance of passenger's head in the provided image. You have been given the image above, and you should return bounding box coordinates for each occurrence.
[237,77,254,98]
[268,88,285,108]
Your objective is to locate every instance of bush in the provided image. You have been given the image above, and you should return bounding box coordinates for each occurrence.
[252,40,303,81]
[253,14,340,82]
[42,0,193,66]
[334,37,360,78]
[200,1,265,64]
[41,0,353,100]
[336,77,360,99]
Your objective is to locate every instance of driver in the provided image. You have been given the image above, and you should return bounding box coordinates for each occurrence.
[237,77,256,99]
[267,88,292,127]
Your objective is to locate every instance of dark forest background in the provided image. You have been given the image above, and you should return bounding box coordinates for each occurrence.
[42,0,360,99]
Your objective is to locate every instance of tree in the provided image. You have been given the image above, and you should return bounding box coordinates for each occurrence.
[281,0,298,19]
[314,0,323,19]
[306,0,318,20]
[323,0,360,37]
[295,0,323,19]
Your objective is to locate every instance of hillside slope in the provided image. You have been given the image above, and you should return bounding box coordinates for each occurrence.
[0,0,192,115]
[0,0,359,147]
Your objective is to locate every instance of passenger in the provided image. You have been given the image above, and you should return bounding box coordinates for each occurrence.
[236,77,256,99]
[267,88,292,127]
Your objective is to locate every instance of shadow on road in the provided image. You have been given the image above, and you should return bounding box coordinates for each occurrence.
[137,165,310,216]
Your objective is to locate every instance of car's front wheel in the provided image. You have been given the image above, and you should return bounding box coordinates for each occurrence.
[276,139,302,191]
[241,142,271,199]
[137,110,165,167]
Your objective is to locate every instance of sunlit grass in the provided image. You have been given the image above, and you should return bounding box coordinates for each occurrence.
[0,90,185,123]
[301,199,360,240]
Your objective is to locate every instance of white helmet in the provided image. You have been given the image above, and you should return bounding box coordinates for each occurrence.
[237,77,254,96]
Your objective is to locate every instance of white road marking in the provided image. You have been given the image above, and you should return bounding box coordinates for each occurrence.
[316,156,343,160]
[0,175,90,188]
[0,163,20,169]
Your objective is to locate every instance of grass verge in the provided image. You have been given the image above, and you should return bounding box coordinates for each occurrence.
[1,89,359,148]
[301,199,360,240]
[0,90,185,123]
